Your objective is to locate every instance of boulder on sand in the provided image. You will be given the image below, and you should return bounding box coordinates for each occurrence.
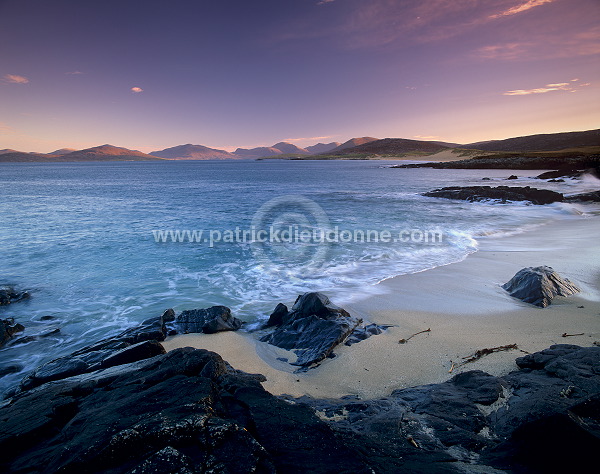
[502,266,580,307]
[260,292,362,367]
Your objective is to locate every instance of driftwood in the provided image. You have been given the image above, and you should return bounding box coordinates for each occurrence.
[398,328,430,344]
[449,344,518,373]
[562,332,584,337]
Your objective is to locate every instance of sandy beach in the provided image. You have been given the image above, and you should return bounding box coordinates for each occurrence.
[162,213,600,400]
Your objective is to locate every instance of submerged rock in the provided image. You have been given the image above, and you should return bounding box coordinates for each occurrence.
[0,319,25,348]
[260,292,362,367]
[175,306,243,334]
[566,190,600,202]
[0,286,30,306]
[536,169,582,179]
[423,185,564,205]
[502,266,580,307]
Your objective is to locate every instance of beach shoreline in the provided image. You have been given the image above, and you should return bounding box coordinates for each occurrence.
[162,211,600,400]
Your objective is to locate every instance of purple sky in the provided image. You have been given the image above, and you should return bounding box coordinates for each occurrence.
[1,0,599,153]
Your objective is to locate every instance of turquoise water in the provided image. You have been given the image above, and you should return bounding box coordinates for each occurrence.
[1,160,598,394]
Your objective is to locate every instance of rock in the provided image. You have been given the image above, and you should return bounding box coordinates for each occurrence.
[265,302,288,327]
[0,319,25,347]
[260,292,362,367]
[0,365,21,378]
[502,266,580,307]
[175,306,243,334]
[536,169,582,179]
[344,323,391,346]
[423,186,564,205]
[2,337,600,473]
[0,286,30,306]
[566,190,600,202]
[19,309,174,392]
[303,344,600,473]
[0,348,367,473]
[481,177,491,180]
[40,315,58,321]
[506,175,518,180]
[10,328,60,346]
[100,340,166,369]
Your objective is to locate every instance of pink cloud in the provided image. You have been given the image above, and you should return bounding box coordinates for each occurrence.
[490,0,555,19]
[3,74,29,84]
[503,81,590,96]
[131,86,144,93]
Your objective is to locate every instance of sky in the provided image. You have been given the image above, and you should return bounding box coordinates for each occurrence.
[1,0,599,153]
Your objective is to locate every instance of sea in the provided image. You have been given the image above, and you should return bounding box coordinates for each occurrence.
[1,160,599,395]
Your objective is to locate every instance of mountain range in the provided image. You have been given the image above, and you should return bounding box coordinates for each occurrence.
[1,129,598,162]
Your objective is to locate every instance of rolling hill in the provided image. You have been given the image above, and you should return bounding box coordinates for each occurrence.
[463,129,600,152]
[150,144,233,160]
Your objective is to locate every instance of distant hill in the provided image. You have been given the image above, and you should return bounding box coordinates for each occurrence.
[233,146,283,159]
[271,142,309,155]
[48,148,77,155]
[0,152,50,162]
[150,144,234,160]
[305,142,341,154]
[234,142,310,159]
[328,137,378,153]
[0,145,162,162]
[58,145,161,161]
[464,129,600,152]
[329,138,450,156]
[0,148,22,155]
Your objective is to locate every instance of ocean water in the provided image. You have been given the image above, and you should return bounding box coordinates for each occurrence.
[1,160,599,394]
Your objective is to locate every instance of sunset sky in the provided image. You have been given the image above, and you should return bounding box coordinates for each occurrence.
[1,0,599,153]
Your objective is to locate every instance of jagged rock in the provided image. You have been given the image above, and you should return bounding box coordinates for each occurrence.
[19,309,174,392]
[506,175,518,180]
[566,190,600,202]
[260,292,362,367]
[175,306,243,334]
[0,319,25,347]
[265,303,288,327]
[423,186,564,205]
[502,266,580,307]
[0,286,30,306]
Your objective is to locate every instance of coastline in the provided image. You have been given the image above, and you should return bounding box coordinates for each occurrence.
[163,212,600,400]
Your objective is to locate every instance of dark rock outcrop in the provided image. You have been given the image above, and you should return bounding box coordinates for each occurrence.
[536,169,582,179]
[0,348,368,473]
[302,344,600,473]
[0,319,25,347]
[175,306,243,334]
[502,266,580,307]
[1,337,599,473]
[566,190,600,202]
[18,309,174,392]
[260,292,362,367]
[265,303,288,328]
[506,174,518,180]
[0,286,30,306]
[423,186,564,205]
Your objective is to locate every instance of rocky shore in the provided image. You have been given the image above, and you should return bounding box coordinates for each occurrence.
[1,282,599,472]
